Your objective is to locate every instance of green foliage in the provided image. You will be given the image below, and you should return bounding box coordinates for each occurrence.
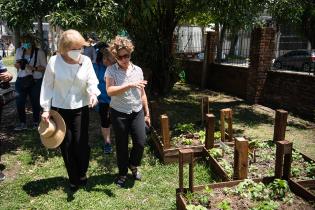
[48,0,121,39]
[182,138,193,145]
[218,159,233,178]
[214,131,221,140]
[250,200,279,210]
[174,123,195,134]
[217,200,232,210]
[198,130,205,144]
[186,204,207,210]
[268,179,290,200]
[179,70,186,83]
[306,162,315,178]
[209,148,223,159]
[233,179,270,201]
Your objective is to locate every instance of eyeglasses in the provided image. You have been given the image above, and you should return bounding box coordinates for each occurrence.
[116,54,130,60]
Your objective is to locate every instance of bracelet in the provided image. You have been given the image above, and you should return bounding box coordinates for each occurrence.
[145,115,150,118]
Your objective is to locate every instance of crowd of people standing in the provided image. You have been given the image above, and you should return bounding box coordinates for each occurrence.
[0,29,150,191]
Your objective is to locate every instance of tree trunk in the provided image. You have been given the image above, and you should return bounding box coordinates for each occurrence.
[216,24,226,63]
[228,32,239,57]
[37,17,45,54]
[14,26,21,50]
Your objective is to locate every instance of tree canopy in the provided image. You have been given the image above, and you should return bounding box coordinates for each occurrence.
[0,0,313,95]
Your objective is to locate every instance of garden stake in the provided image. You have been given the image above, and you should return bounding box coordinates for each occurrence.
[233,137,249,180]
[273,109,288,142]
[160,114,170,149]
[201,96,209,125]
[220,108,233,142]
[205,114,215,149]
[275,140,293,179]
[178,149,194,193]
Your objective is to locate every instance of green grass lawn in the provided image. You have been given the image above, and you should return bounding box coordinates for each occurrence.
[1,55,15,67]
[0,83,314,209]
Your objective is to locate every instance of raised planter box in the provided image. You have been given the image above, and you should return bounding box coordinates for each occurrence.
[176,177,315,210]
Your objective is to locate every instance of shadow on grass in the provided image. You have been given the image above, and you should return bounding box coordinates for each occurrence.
[23,173,135,201]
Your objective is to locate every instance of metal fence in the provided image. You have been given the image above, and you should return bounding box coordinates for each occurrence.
[174,26,204,59]
[174,26,251,66]
[218,29,251,67]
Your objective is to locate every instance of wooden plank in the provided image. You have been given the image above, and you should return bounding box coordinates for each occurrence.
[273,109,288,142]
[202,148,230,181]
[160,114,171,149]
[205,114,215,149]
[233,137,249,180]
[289,179,315,201]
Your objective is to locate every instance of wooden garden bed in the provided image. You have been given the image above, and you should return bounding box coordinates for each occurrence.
[176,177,315,210]
[176,145,315,210]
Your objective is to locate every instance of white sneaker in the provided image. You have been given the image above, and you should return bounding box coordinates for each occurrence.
[14,123,27,131]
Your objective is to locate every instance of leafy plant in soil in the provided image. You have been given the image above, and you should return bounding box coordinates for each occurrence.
[250,200,279,210]
[217,200,232,210]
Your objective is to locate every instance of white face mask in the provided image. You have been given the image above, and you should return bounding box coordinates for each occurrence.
[67,50,81,61]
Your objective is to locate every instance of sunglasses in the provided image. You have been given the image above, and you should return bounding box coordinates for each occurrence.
[116,54,130,60]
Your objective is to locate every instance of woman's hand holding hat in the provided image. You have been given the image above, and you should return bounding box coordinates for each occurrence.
[89,94,98,108]
[41,111,50,123]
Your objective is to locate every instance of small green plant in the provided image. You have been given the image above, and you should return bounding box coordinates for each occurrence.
[232,179,270,201]
[209,148,223,159]
[291,167,301,177]
[306,161,315,178]
[250,200,279,210]
[217,200,232,210]
[219,159,233,178]
[182,138,193,145]
[186,204,207,210]
[214,131,221,140]
[198,195,209,207]
[174,123,195,134]
[268,179,290,200]
[197,130,205,144]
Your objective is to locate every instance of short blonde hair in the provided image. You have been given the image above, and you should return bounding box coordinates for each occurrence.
[58,29,88,54]
[109,36,134,57]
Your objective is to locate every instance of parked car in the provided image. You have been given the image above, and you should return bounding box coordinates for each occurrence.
[273,50,315,72]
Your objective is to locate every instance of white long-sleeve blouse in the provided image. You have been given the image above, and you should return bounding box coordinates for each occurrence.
[40,54,101,111]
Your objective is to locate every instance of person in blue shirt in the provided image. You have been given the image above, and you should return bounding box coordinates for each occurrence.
[93,48,115,154]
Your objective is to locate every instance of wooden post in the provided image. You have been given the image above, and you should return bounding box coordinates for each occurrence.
[205,114,215,149]
[275,140,293,179]
[149,101,158,129]
[233,137,248,180]
[273,109,288,142]
[160,114,171,149]
[178,149,194,193]
[220,108,233,142]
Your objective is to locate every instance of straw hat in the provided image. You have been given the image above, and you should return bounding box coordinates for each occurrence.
[38,110,66,149]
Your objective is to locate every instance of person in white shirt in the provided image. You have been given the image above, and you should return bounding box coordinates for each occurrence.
[40,29,100,191]
[14,34,47,130]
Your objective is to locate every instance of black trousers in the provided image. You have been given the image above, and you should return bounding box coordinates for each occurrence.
[111,108,146,176]
[54,106,90,185]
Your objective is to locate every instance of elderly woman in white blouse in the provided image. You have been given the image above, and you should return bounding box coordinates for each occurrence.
[40,29,100,191]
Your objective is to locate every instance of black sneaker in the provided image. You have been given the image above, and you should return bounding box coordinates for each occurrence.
[103,143,112,154]
[129,166,141,180]
[0,171,5,181]
[115,175,127,188]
